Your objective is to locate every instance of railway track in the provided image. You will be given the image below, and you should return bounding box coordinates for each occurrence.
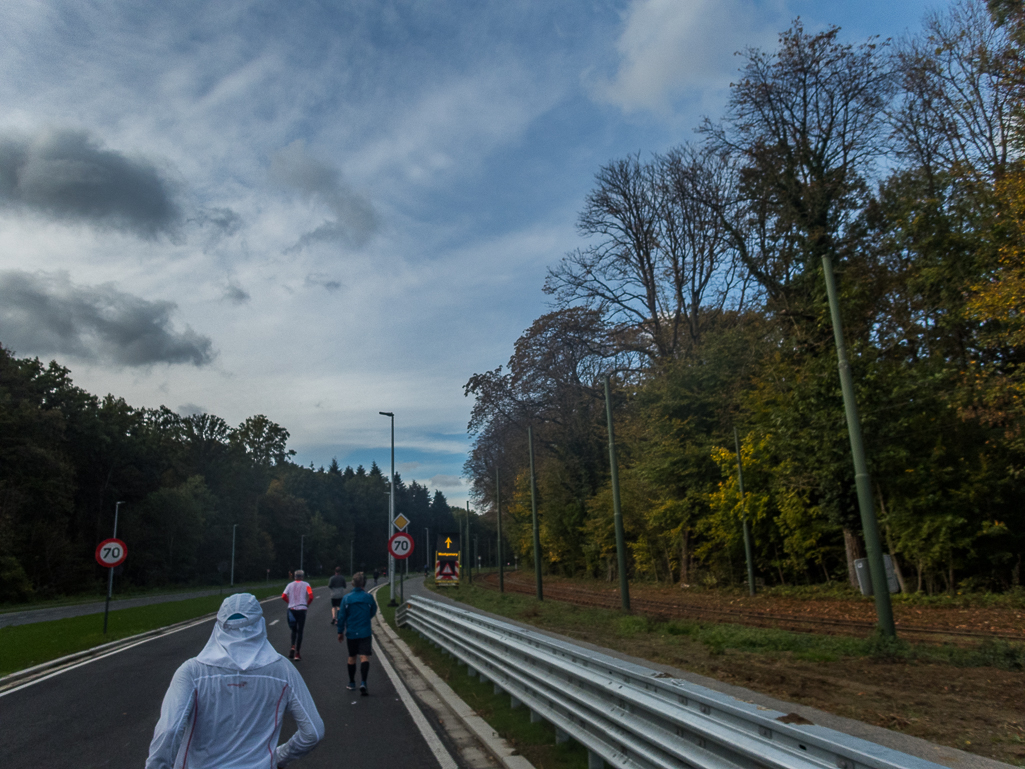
[476,571,1025,644]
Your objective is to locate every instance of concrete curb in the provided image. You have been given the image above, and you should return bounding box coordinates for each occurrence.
[374,591,535,769]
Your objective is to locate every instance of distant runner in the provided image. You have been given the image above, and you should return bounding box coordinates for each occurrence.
[146,593,323,769]
[337,571,377,695]
[328,566,347,625]
[282,569,314,661]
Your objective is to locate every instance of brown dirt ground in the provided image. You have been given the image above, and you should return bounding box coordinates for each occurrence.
[474,573,1025,766]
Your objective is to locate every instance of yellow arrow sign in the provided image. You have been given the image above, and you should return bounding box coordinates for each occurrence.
[445,537,453,548]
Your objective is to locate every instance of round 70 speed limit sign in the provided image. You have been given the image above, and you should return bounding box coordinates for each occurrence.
[95,538,128,568]
[388,532,415,560]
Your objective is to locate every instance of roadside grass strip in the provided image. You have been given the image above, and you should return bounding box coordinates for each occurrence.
[438,582,1025,670]
[0,586,281,677]
[380,585,590,769]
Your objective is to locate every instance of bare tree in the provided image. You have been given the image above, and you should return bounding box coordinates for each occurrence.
[545,150,745,364]
[892,0,1019,182]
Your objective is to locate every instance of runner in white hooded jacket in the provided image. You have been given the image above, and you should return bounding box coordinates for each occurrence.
[146,593,324,769]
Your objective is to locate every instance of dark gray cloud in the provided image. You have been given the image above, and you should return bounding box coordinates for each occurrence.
[222,283,251,304]
[0,129,181,239]
[0,270,214,366]
[194,207,243,237]
[304,273,343,292]
[270,140,379,251]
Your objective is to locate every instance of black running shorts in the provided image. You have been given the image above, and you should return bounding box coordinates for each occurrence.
[346,636,373,657]
[330,598,342,607]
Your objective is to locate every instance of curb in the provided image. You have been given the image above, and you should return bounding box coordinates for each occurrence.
[375,596,535,769]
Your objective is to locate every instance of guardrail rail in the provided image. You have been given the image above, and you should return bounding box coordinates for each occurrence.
[395,596,947,769]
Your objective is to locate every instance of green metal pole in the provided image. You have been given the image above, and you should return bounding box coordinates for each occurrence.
[466,501,472,583]
[822,255,896,637]
[734,428,756,597]
[528,426,543,601]
[604,376,631,612]
[496,466,504,593]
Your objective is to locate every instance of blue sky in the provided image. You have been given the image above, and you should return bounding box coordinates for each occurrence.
[0,0,938,506]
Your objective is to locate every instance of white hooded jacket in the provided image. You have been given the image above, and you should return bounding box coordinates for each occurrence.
[146,593,324,769]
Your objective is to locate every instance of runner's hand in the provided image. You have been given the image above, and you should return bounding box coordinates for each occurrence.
[337,634,345,643]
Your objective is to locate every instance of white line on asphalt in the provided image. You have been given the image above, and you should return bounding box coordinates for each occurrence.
[0,591,318,698]
[375,625,459,769]
[269,619,280,625]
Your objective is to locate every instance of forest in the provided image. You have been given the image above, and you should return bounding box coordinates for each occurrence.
[464,0,1025,595]
[0,344,460,602]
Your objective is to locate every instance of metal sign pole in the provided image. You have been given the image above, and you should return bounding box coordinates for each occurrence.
[734,428,756,596]
[103,501,123,634]
[604,376,630,612]
[497,466,503,593]
[528,426,543,601]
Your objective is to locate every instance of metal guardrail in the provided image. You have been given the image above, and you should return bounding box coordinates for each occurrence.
[396,596,947,769]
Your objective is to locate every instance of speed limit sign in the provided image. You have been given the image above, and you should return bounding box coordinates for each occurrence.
[388,532,414,560]
[95,538,127,568]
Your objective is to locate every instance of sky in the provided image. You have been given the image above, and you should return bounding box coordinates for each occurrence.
[0,0,939,507]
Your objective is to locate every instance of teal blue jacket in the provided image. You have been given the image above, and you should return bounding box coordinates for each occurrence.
[337,588,377,639]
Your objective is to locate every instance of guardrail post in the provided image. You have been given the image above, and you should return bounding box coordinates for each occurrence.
[510,695,522,709]
[555,727,570,745]
[529,709,542,724]
[587,750,604,769]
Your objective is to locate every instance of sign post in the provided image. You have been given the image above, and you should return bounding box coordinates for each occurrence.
[96,501,126,633]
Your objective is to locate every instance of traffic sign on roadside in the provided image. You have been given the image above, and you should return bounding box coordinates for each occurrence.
[95,538,127,568]
[393,513,410,531]
[388,531,415,560]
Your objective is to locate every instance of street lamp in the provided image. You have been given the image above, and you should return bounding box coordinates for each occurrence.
[300,534,306,572]
[379,411,396,606]
[231,524,238,587]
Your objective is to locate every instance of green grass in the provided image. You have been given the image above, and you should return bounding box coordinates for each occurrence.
[0,576,332,615]
[0,586,281,677]
[422,581,1025,672]
[379,585,590,769]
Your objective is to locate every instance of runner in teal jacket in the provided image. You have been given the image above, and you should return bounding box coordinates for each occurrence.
[337,572,377,694]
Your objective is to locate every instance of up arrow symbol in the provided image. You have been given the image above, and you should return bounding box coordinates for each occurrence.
[445,537,453,548]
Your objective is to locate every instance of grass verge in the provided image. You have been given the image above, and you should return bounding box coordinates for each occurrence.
[435,582,1025,670]
[378,585,590,769]
[0,586,281,677]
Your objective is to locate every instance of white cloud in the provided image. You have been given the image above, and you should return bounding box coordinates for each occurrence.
[593,0,784,113]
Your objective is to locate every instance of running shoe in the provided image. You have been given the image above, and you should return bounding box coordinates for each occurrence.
[360,683,368,696]
[294,653,302,661]
[288,647,295,659]
[346,682,356,691]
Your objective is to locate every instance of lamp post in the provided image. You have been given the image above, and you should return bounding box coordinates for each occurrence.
[350,538,354,577]
[102,501,125,634]
[425,527,430,573]
[300,534,305,572]
[230,523,238,587]
[379,411,396,606]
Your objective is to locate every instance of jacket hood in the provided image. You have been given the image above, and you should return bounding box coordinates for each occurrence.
[196,593,281,671]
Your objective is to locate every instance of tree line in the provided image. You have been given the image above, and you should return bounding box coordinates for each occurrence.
[0,345,459,602]
[465,0,1025,595]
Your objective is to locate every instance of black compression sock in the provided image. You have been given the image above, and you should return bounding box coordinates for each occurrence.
[347,663,356,683]
[360,661,369,683]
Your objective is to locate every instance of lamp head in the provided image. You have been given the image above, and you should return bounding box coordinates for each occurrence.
[379,411,393,417]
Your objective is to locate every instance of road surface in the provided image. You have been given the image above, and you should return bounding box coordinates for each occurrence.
[0,584,462,769]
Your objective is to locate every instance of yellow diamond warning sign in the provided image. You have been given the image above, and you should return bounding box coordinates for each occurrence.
[392,514,410,530]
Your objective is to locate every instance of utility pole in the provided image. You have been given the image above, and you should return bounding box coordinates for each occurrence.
[300,534,305,572]
[734,428,756,597]
[822,255,896,637]
[496,466,504,593]
[466,501,472,583]
[379,411,397,606]
[604,376,630,612]
[528,426,543,601]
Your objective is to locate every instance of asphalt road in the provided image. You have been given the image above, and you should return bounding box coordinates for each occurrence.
[0,584,452,769]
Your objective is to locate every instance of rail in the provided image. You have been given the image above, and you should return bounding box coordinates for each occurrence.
[395,596,946,769]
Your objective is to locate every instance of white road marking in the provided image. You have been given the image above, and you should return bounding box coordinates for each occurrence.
[269,619,280,626]
[375,630,459,769]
